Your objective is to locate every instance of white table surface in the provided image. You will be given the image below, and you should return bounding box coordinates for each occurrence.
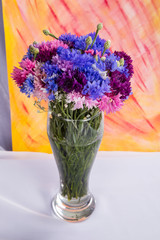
[0,151,160,240]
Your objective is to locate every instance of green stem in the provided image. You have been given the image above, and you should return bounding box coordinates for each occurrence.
[49,33,58,40]
[102,48,106,56]
[90,29,98,48]
[48,101,102,200]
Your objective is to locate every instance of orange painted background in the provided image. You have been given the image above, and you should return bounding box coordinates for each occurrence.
[2,0,160,152]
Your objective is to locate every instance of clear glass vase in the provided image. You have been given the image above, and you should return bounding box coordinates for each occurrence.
[47,110,104,222]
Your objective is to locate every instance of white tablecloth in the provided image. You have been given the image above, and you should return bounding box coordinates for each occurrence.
[0,151,160,240]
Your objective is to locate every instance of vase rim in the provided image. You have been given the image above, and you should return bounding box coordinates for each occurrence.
[49,110,102,122]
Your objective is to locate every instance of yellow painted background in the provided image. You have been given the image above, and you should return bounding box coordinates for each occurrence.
[2,0,160,152]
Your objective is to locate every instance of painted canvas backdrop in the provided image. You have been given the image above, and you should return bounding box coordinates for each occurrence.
[2,0,160,152]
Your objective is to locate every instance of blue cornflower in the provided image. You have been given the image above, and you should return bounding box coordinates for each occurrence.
[57,47,95,70]
[59,33,87,50]
[59,33,78,48]
[59,32,111,55]
[48,92,55,101]
[117,65,130,78]
[105,54,118,72]
[95,57,106,71]
[45,76,58,92]
[42,61,59,95]
[57,47,75,61]
[82,68,110,99]
[74,35,88,50]
[20,75,34,97]
[42,61,61,77]
[23,48,34,60]
[74,33,111,54]
[44,73,58,95]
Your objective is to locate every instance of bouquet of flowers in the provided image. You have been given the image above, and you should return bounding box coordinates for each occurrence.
[12,23,133,116]
[12,23,134,201]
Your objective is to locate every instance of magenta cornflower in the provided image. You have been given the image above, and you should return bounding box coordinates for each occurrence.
[11,59,36,86]
[98,93,124,114]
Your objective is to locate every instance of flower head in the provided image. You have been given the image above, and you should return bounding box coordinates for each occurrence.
[82,67,110,99]
[105,53,118,72]
[20,74,34,97]
[32,62,49,101]
[57,68,87,93]
[98,93,124,114]
[114,51,134,79]
[59,33,78,48]
[42,61,61,77]
[11,59,36,86]
[35,40,68,62]
[67,91,98,110]
[19,58,36,71]
[110,70,132,100]
[52,54,73,71]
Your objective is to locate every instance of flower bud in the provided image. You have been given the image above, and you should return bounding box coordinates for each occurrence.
[117,61,120,67]
[97,23,103,31]
[91,23,103,48]
[29,45,39,59]
[104,40,111,49]
[119,57,124,66]
[33,41,38,45]
[85,36,92,50]
[34,48,39,55]
[85,36,92,45]
[43,29,58,40]
[101,56,106,61]
[29,45,38,54]
[29,45,35,54]
[102,40,111,56]
[43,29,50,36]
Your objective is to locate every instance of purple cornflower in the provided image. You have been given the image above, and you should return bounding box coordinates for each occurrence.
[35,40,68,62]
[110,70,132,100]
[114,51,134,79]
[57,68,87,93]
[52,54,73,71]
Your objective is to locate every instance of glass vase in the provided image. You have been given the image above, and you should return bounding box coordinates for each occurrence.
[47,110,104,222]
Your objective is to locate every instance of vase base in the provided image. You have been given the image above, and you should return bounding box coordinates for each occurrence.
[52,193,95,222]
